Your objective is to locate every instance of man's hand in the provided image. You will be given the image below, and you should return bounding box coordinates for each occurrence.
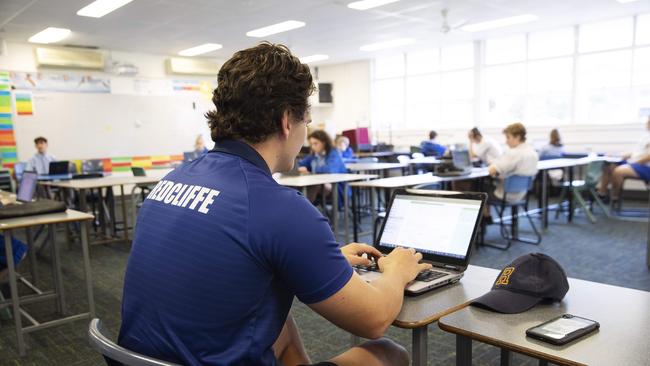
[341,243,382,266]
[378,247,432,286]
[622,152,632,161]
[298,166,309,173]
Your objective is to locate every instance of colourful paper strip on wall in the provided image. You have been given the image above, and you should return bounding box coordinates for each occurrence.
[14,91,33,115]
[0,71,16,171]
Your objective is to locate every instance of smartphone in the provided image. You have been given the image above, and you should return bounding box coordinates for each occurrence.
[526,314,599,346]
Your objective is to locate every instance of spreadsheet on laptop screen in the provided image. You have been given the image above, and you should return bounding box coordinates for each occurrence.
[379,194,481,259]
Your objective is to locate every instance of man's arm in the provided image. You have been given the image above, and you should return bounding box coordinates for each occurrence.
[308,247,430,339]
[633,153,650,165]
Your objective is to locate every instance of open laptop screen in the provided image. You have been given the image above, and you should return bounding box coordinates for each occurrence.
[17,171,38,202]
[378,194,482,261]
[452,150,471,169]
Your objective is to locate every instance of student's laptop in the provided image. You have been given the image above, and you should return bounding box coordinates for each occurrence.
[435,150,472,177]
[356,189,486,294]
[16,171,38,202]
[41,161,72,181]
[183,151,198,163]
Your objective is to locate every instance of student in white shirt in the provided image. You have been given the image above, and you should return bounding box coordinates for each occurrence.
[468,127,502,165]
[599,117,650,204]
[485,123,539,221]
[26,136,56,175]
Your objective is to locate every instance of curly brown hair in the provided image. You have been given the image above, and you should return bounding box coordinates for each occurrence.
[206,42,315,143]
[308,130,334,155]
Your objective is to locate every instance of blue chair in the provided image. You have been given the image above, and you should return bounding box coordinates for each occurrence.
[483,175,541,250]
[88,318,181,366]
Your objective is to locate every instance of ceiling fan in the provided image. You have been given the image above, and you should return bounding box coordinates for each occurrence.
[440,7,468,34]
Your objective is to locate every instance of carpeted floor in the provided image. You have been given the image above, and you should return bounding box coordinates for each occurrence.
[0,196,647,366]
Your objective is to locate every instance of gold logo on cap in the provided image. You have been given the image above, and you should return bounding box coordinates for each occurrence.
[495,267,515,286]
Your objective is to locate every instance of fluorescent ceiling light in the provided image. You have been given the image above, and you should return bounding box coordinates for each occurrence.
[360,38,415,51]
[615,0,639,3]
[28,27,71,44]
[348,0,400,10]
[300,54,329,63]
[77,0,134,18]
[178,43,223,56]
[246,20,306,38]
[460,14,539,32]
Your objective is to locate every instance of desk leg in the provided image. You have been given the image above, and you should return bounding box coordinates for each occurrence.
[352,187,359,242]
[500,348,512,366]
[50,224,66,315]
[370,188,377,244]
[412,326,428,366]
[80,222,96,318]
[5,231,25,355]
[332,184,339,240]
[456,334,472,366]
[542,171,549,230]
[25,227,38,286]
[344,183,349,243]
[568,167,574,223]
[120,185,129,243]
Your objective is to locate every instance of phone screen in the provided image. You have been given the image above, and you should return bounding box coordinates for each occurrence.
[532,316,596,340]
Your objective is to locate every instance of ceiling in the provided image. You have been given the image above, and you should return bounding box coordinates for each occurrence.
[1,0,649,65]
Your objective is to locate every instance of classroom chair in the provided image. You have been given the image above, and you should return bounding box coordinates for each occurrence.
[0,169,15,193]
[88,318,181,366]
[612,176,650,219]
[555,160,609,223]
[482,175,541,250]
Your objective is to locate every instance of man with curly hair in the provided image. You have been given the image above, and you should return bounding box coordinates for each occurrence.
[119,42,427,366]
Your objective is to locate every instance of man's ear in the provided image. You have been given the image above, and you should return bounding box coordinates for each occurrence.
[280,110,291,140]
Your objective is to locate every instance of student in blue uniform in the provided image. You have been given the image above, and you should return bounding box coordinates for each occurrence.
[119,42,427,366]
[420,130,446,157]
[335,135,356,162]
[538,128,564,160]
[298,130,347,203]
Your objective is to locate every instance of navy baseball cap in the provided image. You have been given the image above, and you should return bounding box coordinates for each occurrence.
[471,253,569,314]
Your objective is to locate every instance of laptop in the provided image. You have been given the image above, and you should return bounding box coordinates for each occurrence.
[49,161,69,175]
[435,150,472,177]
[183,151,198,163]
[356,189,486,294]
[16,171,38,202]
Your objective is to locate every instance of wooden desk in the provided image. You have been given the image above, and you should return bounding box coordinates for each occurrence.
[275,174,377,242]
[439,277,650,366]
[40,176,160,244]
[392,265,499,366]
[0,209,95,356]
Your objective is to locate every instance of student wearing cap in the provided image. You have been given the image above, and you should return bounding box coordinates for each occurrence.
[598,116,650,205]
[468,127,502,165]
[118,42,428,366]
[420,130,447,157]
[26,136,56,175]
[485,122,539,221]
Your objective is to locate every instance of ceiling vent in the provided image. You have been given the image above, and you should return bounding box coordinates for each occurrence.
[166,57,220,76]
[35,47,105,69]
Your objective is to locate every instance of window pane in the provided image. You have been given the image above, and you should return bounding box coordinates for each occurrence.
[528,28,575,59]
[484,64,526,125]
[441,100,473,126]
[441,70,474,99]
[372,78,404,129]
[577,50,632,89]
[374,55,404,79]
[441,43,474,70]
[485,35,526,65]
[528,58,573,93]
[637,13,650,45]
[406,75,440,128]
[579,17,633,53]
[407,50,439,75]
[634,47,650,86]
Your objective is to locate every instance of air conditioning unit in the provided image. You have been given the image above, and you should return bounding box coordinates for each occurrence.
[35,47,105,69]
[166,57,220,76]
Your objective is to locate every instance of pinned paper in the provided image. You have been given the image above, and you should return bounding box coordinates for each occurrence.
[14,91,33,115]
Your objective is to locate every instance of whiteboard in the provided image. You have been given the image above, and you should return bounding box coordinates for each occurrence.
[13,92,214,161]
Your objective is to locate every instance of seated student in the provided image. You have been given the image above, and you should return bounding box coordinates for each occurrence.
[468,127,502,165]
[599,116,650,205]
[298,130,348,202]
[538,128,564,160]
[118,42,422,366]
[194,134,209,156]
[485,122,539,221]
[335,135,356,162]
[420,130,447,157]
[26,136,56,175]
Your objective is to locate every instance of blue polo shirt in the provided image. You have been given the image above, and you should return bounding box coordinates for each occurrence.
[118,139,353,365]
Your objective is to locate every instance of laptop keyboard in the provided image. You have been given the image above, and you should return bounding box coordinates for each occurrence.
[355,263,448,282]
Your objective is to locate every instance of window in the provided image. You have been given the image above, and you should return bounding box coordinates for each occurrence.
[528,28,575,59]
[484,64,526,125]
[527,58,574,125]
[407,50,439,75]
[441,70,474,125]
[485,35,527,65]
[579,17,634,53]
[406,74,440,128]
[637,13,650,45]
[375,55,405,79]
[634,47,650,86]
[441,43,474,71]
[372,78,404,129]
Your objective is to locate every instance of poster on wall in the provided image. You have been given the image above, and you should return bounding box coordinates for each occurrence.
[173,79,215,100]
[10,71,111,93]
[13,91,34,116]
